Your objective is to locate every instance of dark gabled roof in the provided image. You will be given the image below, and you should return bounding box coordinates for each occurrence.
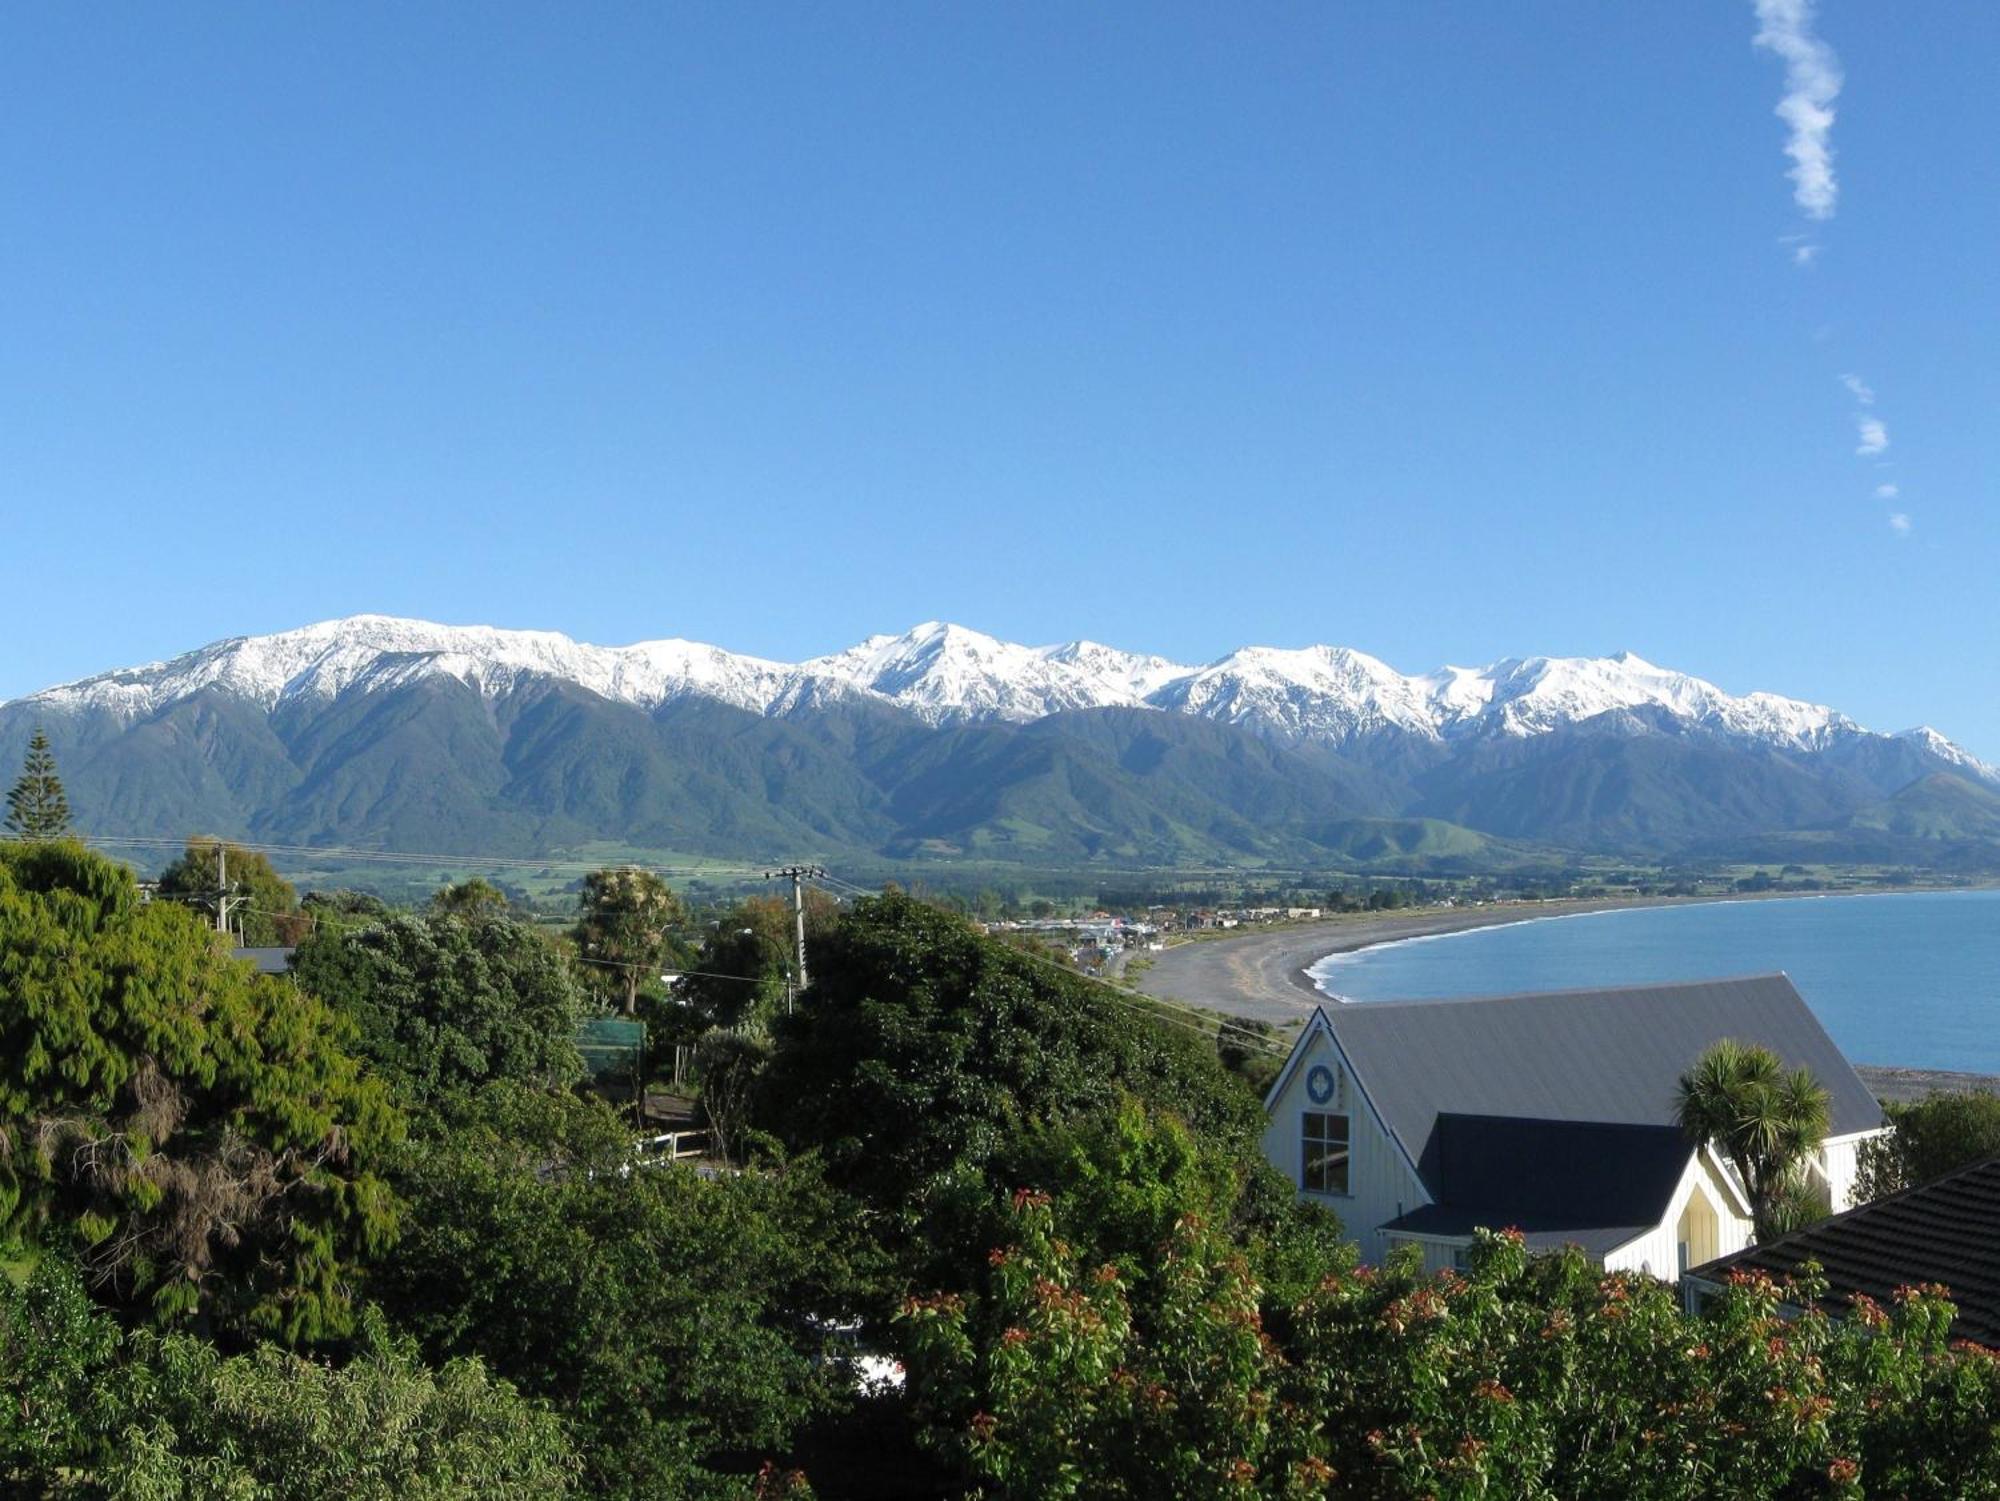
[1322,974,1881,1195]
[1380,1115,1693,1261]
[1693,1155,2000,1348]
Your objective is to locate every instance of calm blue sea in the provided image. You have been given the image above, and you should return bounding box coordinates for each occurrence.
[1308,891,2000,1075]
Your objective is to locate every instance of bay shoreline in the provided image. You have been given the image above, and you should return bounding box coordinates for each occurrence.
[1127,890,2000,1095]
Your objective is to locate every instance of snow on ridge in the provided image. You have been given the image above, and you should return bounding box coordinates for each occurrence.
[9,615,1979,768]
[20,616,800,719]
[803,622,1191,724]
[1896,727,2000,784]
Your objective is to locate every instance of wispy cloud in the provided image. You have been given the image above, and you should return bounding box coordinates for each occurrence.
[1753,0,1843,221]
[1779,233,1821,266]
[1855,417,1889,456]
[1875,483,1899,500]
[1888,512,1912,536]
[1840,373,1875,405]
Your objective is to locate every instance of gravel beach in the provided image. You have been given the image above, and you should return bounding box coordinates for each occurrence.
[1128,897,1669,1025]
[1127,898,2000,1096]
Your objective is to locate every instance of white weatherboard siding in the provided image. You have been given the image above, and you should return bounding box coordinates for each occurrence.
[1382,1234,1475,1276]
[1819,1130,1880,1213]
[1262,1022,1428,1265]
[1603,1151,1753,1279]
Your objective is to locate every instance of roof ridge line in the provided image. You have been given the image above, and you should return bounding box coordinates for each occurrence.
[1330,972,1795,1011]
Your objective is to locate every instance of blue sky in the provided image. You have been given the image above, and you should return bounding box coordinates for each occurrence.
[4,3,1996,754]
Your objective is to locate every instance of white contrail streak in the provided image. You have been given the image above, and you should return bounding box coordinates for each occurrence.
[1753,0,1843,220]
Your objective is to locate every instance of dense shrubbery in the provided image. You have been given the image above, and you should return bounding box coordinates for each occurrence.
[292,909,588,1103]
[0,1255,577,1499]
[758,893,1266,1290]
[1857,1088,2000,1200]
[372,1083,885,1498]
[904,1201,2000,1498]
[0,842,399,1338]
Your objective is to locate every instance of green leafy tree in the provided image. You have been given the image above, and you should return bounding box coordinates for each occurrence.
[757,893,1263,1289]
[292,912,587,1107]
[900,1187,1326,1501]
[4,729,71,840]
[372,1085,883,1500]
[697,1029,773,1166]
[1856,1088,2000,1201]
[682,895,826,1032]
[0,1257,577,1499]
[0,842,401,1339]
[572,868,687,1014]
[299,887,392,940]
[0,1254,123,1487]
[155,837,304,946]
[111,1312,579,1500]
[429,877,513,922]
[1675,1038,1831,1242]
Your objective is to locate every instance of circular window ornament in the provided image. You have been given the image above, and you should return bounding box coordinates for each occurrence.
[1305,1064,1337,1106]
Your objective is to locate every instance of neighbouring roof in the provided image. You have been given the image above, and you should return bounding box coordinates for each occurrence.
[1320,974,1882,1191]
[1381,1115,1694,1259]
[1693,1155,2000,1348]
[235,945,296,975]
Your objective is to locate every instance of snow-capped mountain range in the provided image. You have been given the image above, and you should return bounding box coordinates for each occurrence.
[13,614,1992,776]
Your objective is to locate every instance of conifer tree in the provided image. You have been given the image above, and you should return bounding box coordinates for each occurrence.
[4,728,71,839]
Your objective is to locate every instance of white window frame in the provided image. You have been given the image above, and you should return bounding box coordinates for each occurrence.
[1301,1109,1351,1197]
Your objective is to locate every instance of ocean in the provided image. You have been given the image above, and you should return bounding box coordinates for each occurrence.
[1307,890,2000,1075]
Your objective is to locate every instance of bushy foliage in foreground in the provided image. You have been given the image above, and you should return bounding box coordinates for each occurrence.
[0,1256,576,1499]
[11,867,2000,1499]
[372,1085,883,1500]
[902,1189,2000,1499]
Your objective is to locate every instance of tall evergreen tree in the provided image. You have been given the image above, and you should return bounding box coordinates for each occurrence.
[4,729,71,839]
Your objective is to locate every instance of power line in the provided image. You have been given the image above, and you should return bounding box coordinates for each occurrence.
[45,832,771,879]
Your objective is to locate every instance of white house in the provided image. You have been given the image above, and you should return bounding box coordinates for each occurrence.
[1262,974,1887,1278]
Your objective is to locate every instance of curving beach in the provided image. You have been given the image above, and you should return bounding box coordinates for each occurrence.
[1126,897,1668,1024]
[1125,895,2000,1100]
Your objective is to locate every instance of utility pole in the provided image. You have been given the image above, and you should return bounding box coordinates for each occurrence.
[211,840,245,939]
[764,864,824,1011]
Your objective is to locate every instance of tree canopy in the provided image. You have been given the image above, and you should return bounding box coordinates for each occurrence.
[572,867,687,1014]
[0,1256,578,1498]
[1857,1088,2000,1201]
[292,911,587,1108]
[372,1084,884,1500]
[0,841,400,1338]
[757,892,1265,1287]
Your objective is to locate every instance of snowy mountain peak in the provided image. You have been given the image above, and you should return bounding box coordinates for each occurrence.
[1897,726,1999,782]
[805,622,1188,723]
[11,615,1988,775]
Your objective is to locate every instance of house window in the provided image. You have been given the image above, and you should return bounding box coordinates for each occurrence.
[1301,1111,1350,1195]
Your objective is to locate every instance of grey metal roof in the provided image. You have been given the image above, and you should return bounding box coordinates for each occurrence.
[1326,974,1882,1196]
[1380,1116,1692,1260]
[1694,1155,2000,1347]
[235,945,296,975]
